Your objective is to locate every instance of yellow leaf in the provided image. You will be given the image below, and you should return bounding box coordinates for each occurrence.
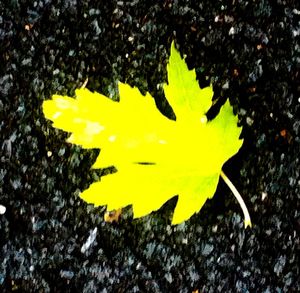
[43,41,243,225]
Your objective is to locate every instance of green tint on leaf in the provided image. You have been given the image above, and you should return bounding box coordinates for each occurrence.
[43,41,244,225]
[164,42,213,122]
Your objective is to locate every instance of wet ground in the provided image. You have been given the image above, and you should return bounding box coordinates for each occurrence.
[0,1,299,292]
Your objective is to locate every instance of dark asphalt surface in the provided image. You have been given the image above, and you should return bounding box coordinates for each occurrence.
[0,1,299,292]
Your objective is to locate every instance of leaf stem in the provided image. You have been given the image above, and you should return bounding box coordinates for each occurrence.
[220,170,252,228]
[81,78,89,89]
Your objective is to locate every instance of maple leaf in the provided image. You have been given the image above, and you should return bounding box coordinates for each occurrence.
[43,42,250,226]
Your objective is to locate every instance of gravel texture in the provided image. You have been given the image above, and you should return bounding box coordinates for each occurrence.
[1,0,300,292]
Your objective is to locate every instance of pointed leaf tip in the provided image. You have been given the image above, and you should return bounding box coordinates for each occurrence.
[164,41,213,122]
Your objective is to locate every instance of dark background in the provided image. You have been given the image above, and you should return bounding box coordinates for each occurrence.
[1,0,299,292]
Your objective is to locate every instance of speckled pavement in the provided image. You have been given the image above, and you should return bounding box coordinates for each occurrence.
[0,1,299,292]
